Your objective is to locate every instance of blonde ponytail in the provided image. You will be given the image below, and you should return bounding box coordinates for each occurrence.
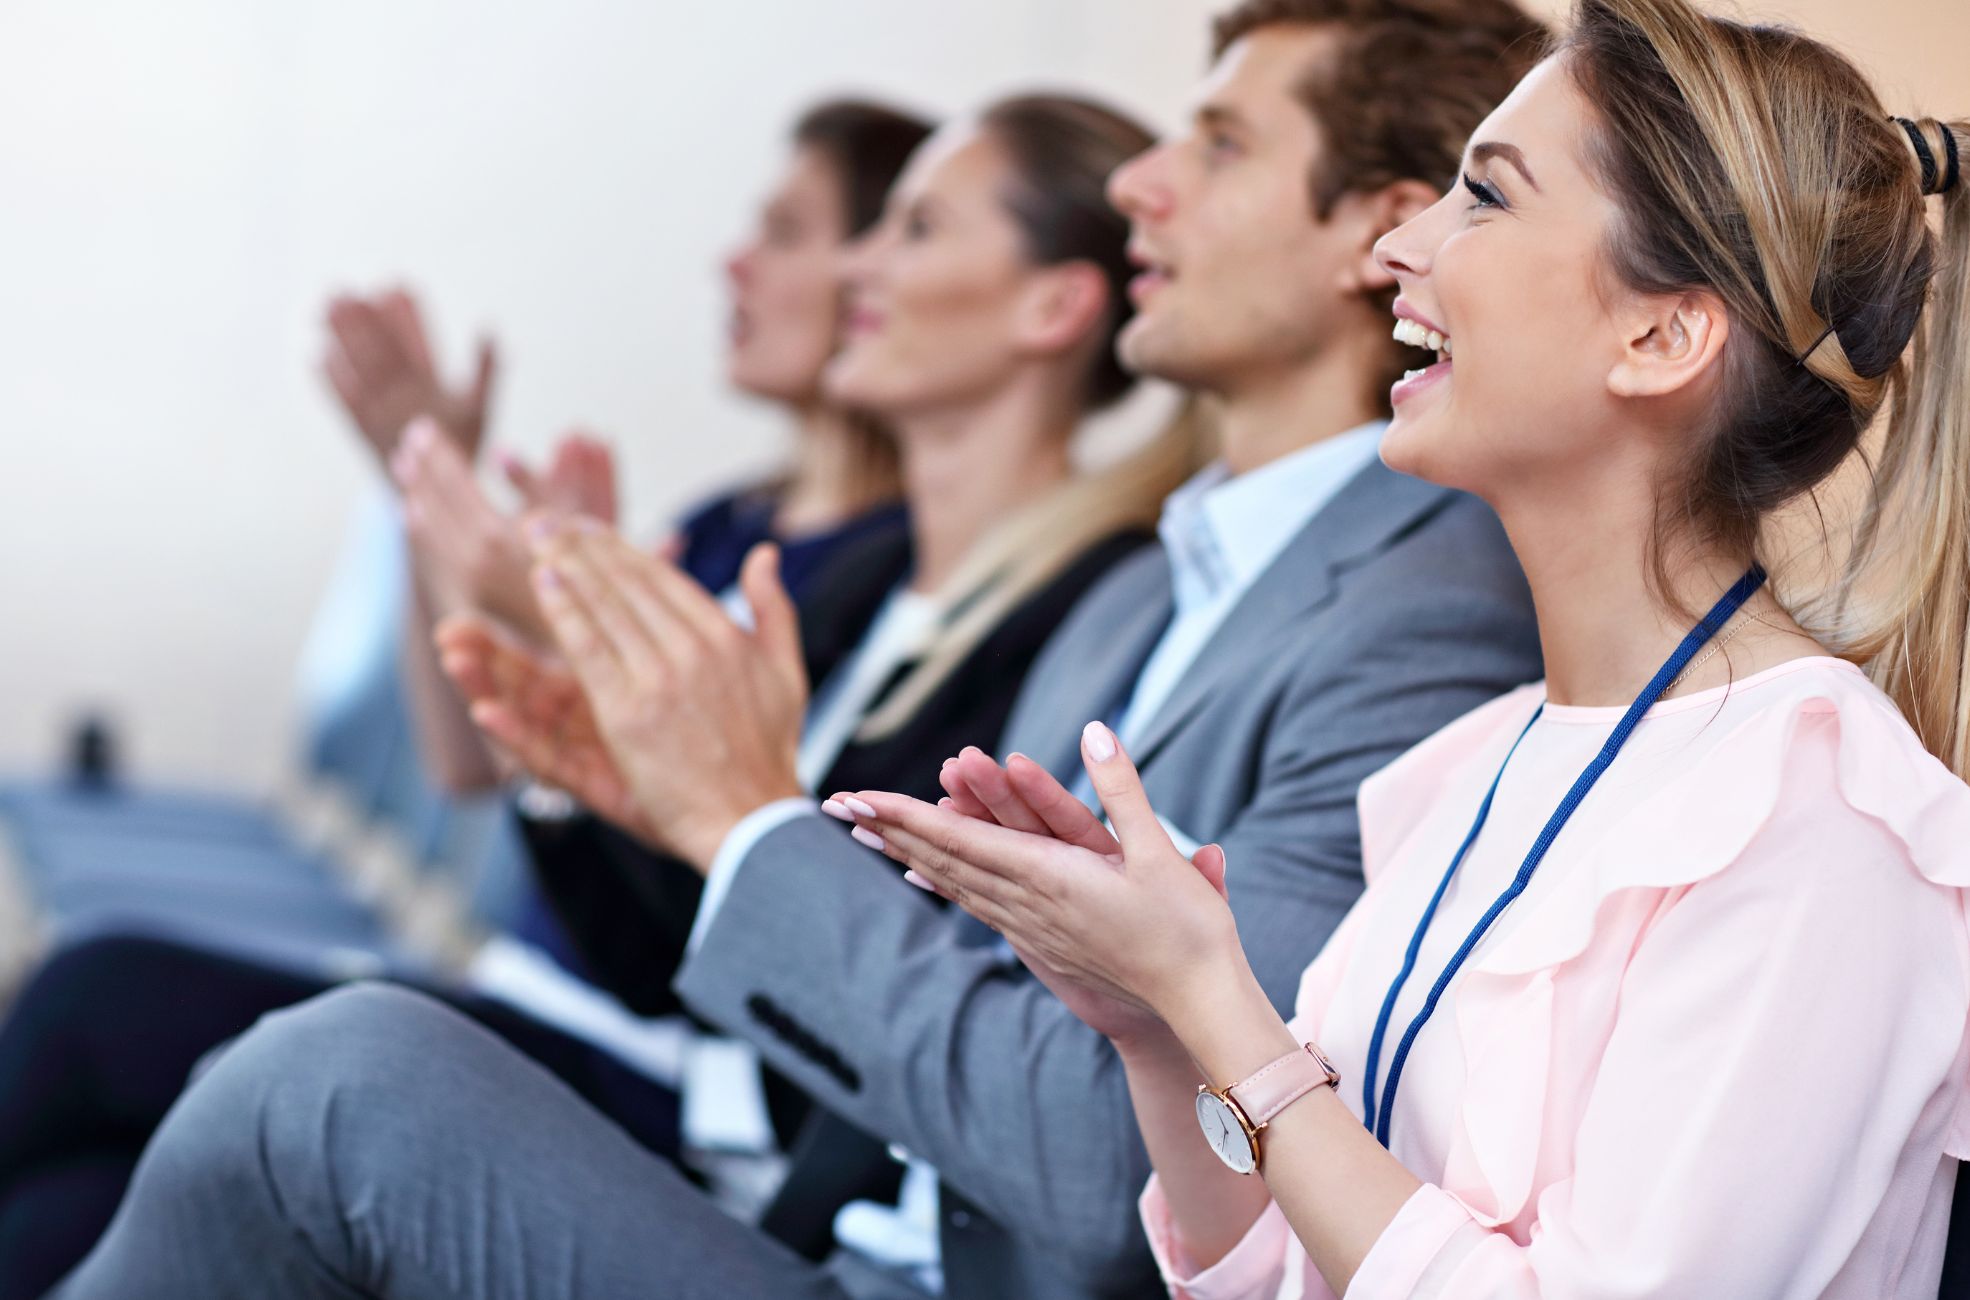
[1836,120,1970,775]
[1565,0,1970,776]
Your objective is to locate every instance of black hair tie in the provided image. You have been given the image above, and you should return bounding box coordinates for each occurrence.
[1795,321,1837,368]
[1893,116,1958,197]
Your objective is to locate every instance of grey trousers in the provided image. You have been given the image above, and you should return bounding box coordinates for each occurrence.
[50,983,910,1300]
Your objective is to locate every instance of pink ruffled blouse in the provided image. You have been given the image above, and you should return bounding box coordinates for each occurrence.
[1143,657,1970,1298]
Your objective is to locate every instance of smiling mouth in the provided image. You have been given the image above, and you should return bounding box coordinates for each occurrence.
[1392,317,1453,379]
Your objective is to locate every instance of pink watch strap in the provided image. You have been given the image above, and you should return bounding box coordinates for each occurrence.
[1227,1043,1340,1128]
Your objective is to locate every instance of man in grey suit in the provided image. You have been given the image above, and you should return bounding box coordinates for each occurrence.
[50,3,1547,1298]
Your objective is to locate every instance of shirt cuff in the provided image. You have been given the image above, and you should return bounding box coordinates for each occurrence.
[1342,1184,1479,1299]
[1139,1173,1294,1300]
[685,797,819,958]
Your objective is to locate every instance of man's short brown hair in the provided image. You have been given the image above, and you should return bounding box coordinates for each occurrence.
[1213,0,1551,218]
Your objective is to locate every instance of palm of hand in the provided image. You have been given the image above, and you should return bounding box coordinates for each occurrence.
[440,621,648,838]
[586,636,805,851]
[542,437,618,522]
[325,291,492,460]
[501,648,648,833]
[925,748,1234,1037]
[993,843,1188,1013]
[1008,930,1169,1044]
[518,530,811,865]
[367,372,447,452]
[501,434,620,525]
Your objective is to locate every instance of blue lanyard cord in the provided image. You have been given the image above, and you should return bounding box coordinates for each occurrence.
[1360,564,1768,1148]
[1357,706,1541,1132]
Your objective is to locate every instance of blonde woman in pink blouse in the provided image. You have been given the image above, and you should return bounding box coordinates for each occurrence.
[830,0,1970,1293]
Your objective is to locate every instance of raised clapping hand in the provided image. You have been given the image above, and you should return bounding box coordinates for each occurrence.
[498,432,619,525]
[824,722,1245,1047]
[393,419,544,639]
[435,613,656,841]
[322,288,497,462]
[513,519,809,867]
[394,422,620,643]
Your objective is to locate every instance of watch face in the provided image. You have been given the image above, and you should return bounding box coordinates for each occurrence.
[1194,1090,1257,1175]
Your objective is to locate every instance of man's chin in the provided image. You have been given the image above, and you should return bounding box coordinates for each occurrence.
[1117,323,1213,390]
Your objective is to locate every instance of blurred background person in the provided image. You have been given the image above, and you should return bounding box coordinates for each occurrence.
[350,98,934,794]
[0,90,1198,1299]
[0,95,933,1298]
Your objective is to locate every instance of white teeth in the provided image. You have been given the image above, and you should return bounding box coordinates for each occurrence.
[1401,367,1426,382]
[1391,317,1452,360]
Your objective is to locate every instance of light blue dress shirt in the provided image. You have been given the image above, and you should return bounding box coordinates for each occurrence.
[1112,420,1387,750]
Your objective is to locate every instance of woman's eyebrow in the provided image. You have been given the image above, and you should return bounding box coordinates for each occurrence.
[1469,141,1540,192]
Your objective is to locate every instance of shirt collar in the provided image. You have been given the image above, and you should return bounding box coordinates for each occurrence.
[1157,420,1387,610]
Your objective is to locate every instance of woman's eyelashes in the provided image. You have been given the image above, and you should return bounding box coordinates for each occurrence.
[1462,171,1505,212]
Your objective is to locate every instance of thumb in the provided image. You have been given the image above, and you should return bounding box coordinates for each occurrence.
[498,449,544,506]
[739,542,802,684]
[584,441,620,524]
[469,337,499,411]
[1190,843,1228,900]
[381,288,434,371]
[1079,721,1174,862]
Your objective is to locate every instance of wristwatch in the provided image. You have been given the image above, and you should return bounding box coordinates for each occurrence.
[1195,1042,1341,1174]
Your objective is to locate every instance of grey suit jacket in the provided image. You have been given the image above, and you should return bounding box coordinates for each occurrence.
[675,462,1542,1299]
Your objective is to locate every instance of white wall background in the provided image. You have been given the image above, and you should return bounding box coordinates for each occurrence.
[0,0,1218,792]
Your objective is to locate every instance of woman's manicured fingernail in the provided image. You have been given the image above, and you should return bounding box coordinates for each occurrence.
[820,799,852,822]
[1082,721,1116,762]
[851,825,886,852]
[903,870,937,893]
[527,515,559,542]
[843,796,877,819]
[533,565,562,591]
[1007,751,1026,763]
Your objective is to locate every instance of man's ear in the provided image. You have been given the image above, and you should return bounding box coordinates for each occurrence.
[1607,289,1730,400]
[1342,179,1441,296]
[1013,261,1111,358]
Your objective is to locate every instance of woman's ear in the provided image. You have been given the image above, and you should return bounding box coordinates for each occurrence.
[1013,261,1111,359]
[1343,179,1441,296]
[1608,289,1730,399]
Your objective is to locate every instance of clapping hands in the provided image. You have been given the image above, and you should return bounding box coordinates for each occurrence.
[393,421,620,643]
[439,517,810,866]
[323,288,496,463]
[824,725,1237,1047]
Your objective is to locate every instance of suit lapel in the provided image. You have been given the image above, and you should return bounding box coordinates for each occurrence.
[1013,552,1173,777]
[1126,462,1454,769]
